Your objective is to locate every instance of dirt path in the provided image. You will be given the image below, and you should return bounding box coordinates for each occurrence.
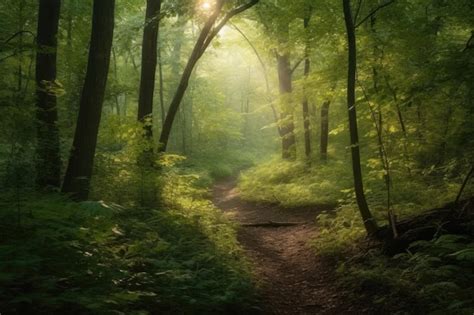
[213,178,371,315]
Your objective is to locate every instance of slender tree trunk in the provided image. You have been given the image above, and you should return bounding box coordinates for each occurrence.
[277,52,296,160]
[166,18,186,151]
[137,0,161,140]
[320,101,330,161]
[302,14,312,159]
[343,0,378,235]
[17,0,24,94]
[157,31,165,126]
[385,76,411,174]
[62,0,115,200]
[112,48,121,116]
[35,0,61,189]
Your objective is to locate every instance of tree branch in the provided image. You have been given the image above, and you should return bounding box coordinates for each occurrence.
[462,31,474,53]
[355,0,395,29]
[290,57,304,75]
[455,165,474,205]
[230,22,281,135]
[200,0,259,56]
[1,30,35,47]
[353,0,363,25]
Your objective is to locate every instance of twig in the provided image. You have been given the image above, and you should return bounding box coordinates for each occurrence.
[1,30,35,47]
[355,0,395,29]
[290,57,304,74]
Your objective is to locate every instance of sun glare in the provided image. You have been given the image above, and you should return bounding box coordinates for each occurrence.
[201,1,212,11]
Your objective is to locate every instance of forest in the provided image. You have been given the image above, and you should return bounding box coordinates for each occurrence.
[0,0,473,314]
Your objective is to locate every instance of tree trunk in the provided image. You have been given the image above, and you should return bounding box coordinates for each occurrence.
[320,101,330,161]
[157,31,165,126]
[343,0,378,235]
[302,14,312,159]
[17,0,25,95]
[62,0,115,200]
[277,52,296,160]
[137,0,161,139]
[35,0,61,189]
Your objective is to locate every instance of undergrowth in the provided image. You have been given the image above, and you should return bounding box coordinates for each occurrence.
[239,157,350,207]
[0,172,255,314]
[339,234,474,314]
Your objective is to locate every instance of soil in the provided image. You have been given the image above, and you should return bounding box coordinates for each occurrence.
[212,177,374,315]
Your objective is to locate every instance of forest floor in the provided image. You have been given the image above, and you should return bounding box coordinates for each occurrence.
[212,177,374,315]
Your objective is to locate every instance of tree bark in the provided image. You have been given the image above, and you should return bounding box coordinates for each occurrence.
[277,52,296,160]
[138,0,161,139]
[157,31,165,126]
[302,14,312,159]
[62,0,115,200]
[343,0,378,235]
[320,101,330,161]
[35,0,62,189]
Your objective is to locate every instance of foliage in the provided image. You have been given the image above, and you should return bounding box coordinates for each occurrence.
[339,234,474,314]
[0,177,256,314]
[1,0,473,313]
[239,157,351,207]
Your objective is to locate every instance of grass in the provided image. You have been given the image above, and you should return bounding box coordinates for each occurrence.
[239,157,351,207]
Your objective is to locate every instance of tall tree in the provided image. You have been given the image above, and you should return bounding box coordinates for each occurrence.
[276,47,296,160]
[62,0,115,200]
[137,0,161,140]
[302,8,312,159]
[35,0,61,189]
[158,0,259,152]
[342,0,378,235]
[255,1,298,160]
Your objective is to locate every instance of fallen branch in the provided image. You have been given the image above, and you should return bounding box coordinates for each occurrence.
[241,220,307,227]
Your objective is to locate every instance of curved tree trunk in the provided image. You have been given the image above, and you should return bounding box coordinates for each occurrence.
[343,0,378,235]
[62,0,115,200]
[35,0,61,189]
[158,0,259,152]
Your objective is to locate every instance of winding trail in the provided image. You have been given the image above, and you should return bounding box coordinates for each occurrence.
[213,177,371,315]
